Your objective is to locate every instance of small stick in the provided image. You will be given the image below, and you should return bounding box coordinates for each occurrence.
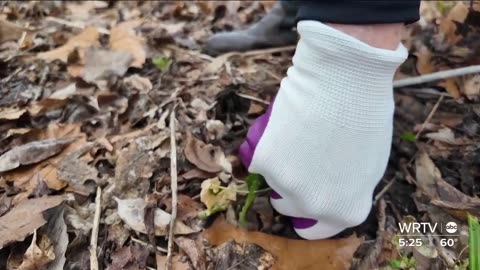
[415,95,444,139]
[393,65,480,88]
[242,45,296,57]
[236,93,270,105]
[373,176,396,205]
[45,16,110,35]
[131,237,168,253]
[166,109,178,270]
[90,186,102,270]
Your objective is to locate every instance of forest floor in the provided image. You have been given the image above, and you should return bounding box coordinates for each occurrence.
[0,1,479,270]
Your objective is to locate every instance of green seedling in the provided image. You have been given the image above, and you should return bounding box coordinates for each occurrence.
[239,173,266,228]
[400,132,416,142]
[152,56,171,73]
[469,214,480,270]
[388,255,416,270]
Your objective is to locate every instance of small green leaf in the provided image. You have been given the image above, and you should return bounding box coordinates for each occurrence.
[468,214,480,270]
[401,132,417,142]
[152,56,171,72]
[389,259,401,269]
[239,173,265,228]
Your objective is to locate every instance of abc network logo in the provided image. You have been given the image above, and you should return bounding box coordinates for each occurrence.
[445,222,458,234]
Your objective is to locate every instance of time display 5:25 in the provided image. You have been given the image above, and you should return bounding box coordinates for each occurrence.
[398,238,423,247]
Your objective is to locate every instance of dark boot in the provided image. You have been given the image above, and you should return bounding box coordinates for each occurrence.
[204,1,298,56]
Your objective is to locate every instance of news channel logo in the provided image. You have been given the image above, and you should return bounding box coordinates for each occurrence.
[445,221,457,234]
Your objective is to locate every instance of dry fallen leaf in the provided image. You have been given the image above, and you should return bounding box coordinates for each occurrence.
[2,125,87,195]
[184,132,232,173]
[17,232,55,270]
[155,254,189,270]
[415,152,480,218]
[0,196,64,248]
[0,106,27,120]
[123,74,153,93]
[1,128,32,141]
[37,26,100,62]
[203,218,363,270]
[109,20,146,68]
[57,143,98,194]
[107,244,149,270]
[209,239,274,270]
[66,1,108,20]
[200,177,236,217]
[425,127,460,145]
[113,135,160,198]
[49,83,77,100]
[175,236,206,270]
[0,19,26,43]
[164,194,205,222]
[76,47,133,82]
[0,136,78,172]
[115,197,197,236]
[40,206,68,270]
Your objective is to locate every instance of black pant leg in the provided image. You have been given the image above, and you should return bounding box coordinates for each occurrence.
[295,1,420,24]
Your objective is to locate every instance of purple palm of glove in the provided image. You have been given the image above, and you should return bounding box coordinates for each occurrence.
[239,100,318,230]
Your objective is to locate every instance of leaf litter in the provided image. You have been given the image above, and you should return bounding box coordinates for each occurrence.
[0,1,479,269]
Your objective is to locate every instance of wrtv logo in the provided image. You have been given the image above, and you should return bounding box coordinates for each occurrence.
[398,221,458,234]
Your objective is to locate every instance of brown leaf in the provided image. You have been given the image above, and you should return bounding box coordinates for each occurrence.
[2,125,85,192]
[75,47,133,82]
[184,132,231,173]
[0,196,64,248]
[0,128,32,142]
[109,20,146,68]
[175,236,206,270]
[0,19,26,43]
[57,143,98,194]
[37,26,100,62]
[415,152,480,218]
[39,206,68,270]
[115,198,197,236]
[439,2,469,45]
[123,74,153,93]
[0,136,78,172]
[209,239,274,270]
[203,217,363,270]
[0,106,27,120]
[17,232,55,270]
[113,135,160,198]
[155,254,189,270]
[107,244,149,270]
[180,168,215,182]
[424,127,460,145]
[164,194,205,222]
[66,1,108,21]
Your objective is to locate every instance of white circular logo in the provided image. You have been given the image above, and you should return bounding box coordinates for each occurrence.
[445,222,458,233]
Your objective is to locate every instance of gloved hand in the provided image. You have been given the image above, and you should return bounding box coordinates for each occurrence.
[239,21,408,240]
[203,2,297,56]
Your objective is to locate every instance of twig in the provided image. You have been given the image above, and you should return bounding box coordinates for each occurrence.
[45,16,110,35]
[166,109,178,270]
[236,93,270,105]
[131,237,168,253]
[373,176,396,205]
[393,65,480,88]
[397,87,452,98]
[90,186,102,270]
[242,45,296,57]
[166,44,214,62]
[415,95,444,139]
